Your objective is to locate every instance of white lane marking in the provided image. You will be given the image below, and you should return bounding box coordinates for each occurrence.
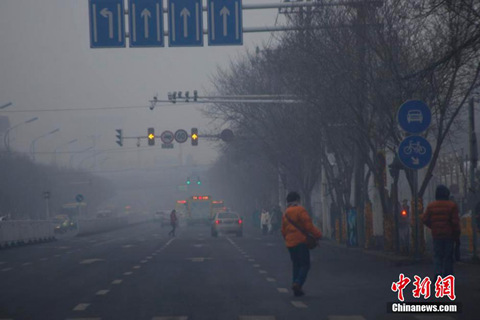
[253,264,260,268]
[80,259,104,265]
[186,257,212,262]
[112,279,123,284]
[277,288,289,293]
[248,259,255,262]
[146,256,153,259]
[266,278,276,282]
[259,270,267,274]
[22,262,32,266]
[328,317,366,320]
[122,244,135,248]
[141,260,148,263]
[66,251,74,254]
[96,290,110,295]
[133,266,141,269]
[1,268,13,272]
[124,272,133,276]
[291,301,308,308]
[165,238,175,246]
[73,303,90,311]
[152,317,188,320]
[238,317,276,320]
[40,258,48,261]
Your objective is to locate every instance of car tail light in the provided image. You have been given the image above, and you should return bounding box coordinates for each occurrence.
[215,220,220,224]
[238,219,243,224]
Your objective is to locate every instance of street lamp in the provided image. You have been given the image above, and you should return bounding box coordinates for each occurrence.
[3,116,39,153]
[53,138,78,165]
[30,128,60,161]
[0,102,13,109]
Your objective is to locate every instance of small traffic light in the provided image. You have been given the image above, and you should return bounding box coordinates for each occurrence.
[116,129,123,146]
[186,177,191,185]
[401,209,407,217]
[148,127,155,146]
[193,90,198,102]
[197,176,201,185]
[191,128,198,146]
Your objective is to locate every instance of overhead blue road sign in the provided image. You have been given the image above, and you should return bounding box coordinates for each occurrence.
[208,0,243,46]
[397,100,431,134]
[168,0,204,47]
[129,0,164,47]
[398,136,432,170]
[89,0,126,48]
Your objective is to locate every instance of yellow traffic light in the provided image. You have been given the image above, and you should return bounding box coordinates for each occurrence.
[148,128,155,146]
[191,128,198,146]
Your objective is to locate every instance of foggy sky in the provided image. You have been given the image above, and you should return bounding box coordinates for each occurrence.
[0,0,284,172]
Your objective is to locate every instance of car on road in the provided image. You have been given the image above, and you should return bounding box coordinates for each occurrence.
[211,211,243,237]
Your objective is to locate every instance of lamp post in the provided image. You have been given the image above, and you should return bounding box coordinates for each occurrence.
[0,102,13,109]
[30,128,60,161]
[4,117,39,153]
[54,139,77,165]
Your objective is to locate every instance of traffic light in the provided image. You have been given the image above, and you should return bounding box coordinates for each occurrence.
[115,129,123,146]
[191,128,198,146]
[148,127,155,146]
[197,176,201,185]
[401,209,407,217]
[186,177,191,185]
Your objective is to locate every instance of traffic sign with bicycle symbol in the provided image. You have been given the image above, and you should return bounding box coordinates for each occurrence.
[398,136,432,170]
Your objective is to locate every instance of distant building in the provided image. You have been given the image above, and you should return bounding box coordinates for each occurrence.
[0,116,10,150]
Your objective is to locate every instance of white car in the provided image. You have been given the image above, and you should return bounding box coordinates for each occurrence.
[211,212,243,237]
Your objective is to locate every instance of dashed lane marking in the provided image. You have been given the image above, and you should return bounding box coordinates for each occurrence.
[112,279,123,285]
[133,266,141,269]
[253,264,260,268]
[122,244,135,248]
[96,290,109,295]
[238,317,276,320]
[151,317,188,320]
[73,303,90,311]
[259,270,267,274]
[146,256,153,259]
[140,260,148,263]
[40,258,48,261]
[266,278,276,282]
[22,262,32,266]
[124,272,133,276]
[1,268,13,272]
[290,301,308,308]
[80,259,104,265]
[328,317,366,320]
[248,259,255,262]
[277,288,289,293]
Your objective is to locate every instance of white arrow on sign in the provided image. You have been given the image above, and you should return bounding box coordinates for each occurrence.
[141,8,151,38]
[180,8,190,38]
[100,8,114,39]
[412,157,419,165]
[220,6,230,36]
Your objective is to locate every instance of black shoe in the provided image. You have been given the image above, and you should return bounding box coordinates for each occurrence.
[292,283,304,297]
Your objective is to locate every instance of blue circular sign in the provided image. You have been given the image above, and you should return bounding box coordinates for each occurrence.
[398,136,432,170]
[76,194,84,203]
[397,100,431,133]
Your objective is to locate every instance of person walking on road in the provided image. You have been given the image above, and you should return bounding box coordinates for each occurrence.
[281,191,322,297]
[421,185,460,278]
[260,209,270,235]
[168,209,178,237]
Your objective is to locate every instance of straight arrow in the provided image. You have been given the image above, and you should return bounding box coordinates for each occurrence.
[220,6,230,36]
[180,8,190,38]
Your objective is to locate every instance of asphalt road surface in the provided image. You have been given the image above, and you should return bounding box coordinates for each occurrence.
[1,222,479,320]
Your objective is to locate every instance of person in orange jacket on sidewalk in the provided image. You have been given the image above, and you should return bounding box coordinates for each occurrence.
[281,191,322,297]
[421,185,460,277]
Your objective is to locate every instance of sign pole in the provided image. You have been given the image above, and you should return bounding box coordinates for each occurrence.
[413,170,419,260]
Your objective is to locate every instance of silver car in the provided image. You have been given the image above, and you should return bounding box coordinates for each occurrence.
[211,212,243,237]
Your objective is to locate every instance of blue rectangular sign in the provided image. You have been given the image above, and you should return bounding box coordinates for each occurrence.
[89,0,125,48]
[129,0,164,47]
[208,0,243,46]
[168,0,204,47]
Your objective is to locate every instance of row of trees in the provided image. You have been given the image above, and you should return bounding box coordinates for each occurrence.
[0,153,114,220]
[206,0,480,251]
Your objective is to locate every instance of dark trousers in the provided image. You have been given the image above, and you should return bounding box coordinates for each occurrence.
[433,238,454,277]
[288,243,311,287]
[168,223,176,236]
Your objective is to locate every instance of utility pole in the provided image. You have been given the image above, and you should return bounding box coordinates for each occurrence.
[469,97,479,261]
